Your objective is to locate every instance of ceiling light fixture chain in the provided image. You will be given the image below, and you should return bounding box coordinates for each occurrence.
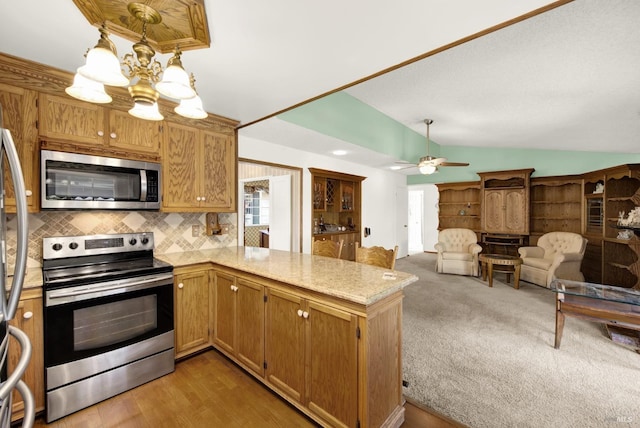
[65,1,207,121]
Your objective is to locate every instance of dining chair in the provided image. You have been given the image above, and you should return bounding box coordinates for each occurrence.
[355,243,398,269]
[312,239,344,259]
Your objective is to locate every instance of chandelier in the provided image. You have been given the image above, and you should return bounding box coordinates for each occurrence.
[65,2,207,121]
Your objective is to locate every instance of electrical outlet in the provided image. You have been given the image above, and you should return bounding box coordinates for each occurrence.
[192,225,200,237]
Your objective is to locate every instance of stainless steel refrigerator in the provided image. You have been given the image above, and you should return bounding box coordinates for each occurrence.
[0,104,34,427]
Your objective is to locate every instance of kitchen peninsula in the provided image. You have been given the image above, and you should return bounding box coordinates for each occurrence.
[159,247,418,428]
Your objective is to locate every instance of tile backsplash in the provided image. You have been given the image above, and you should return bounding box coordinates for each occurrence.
[7,211,238,269]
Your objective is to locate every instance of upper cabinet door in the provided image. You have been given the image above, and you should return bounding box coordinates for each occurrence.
[0,83,38,211]
[162,121,200,210]
[201,129,235,211]
[38,93,106,146]
[107,109,162,157]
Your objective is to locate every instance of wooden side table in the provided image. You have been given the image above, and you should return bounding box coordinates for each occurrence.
[479,254,523,289]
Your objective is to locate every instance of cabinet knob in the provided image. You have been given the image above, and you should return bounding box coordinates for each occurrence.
[23,311,33,320]
[302,311,309,319]
[97,130,104,137]
[110,132,117,139]
[178,282,184,289]
[196,197,202,202]
[297,309,303,317]
[201,196,206,201]
[25,190,32,197]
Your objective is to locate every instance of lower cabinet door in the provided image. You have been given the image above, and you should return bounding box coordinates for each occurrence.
[213,271,236,354]
[265,288,305,402]
[265,288,358,428]
[9,292,45,420]
[306,301,358,428]
[175,268,211,358]
[235,278,265,377]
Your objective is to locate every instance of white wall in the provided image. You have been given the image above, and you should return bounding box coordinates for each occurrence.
[239,135,407,254]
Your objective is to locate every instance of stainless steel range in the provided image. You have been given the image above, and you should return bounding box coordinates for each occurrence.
[42,232,174,422]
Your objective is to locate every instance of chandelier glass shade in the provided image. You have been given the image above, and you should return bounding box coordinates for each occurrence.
[66,3,207,121]
[65,73,112,104]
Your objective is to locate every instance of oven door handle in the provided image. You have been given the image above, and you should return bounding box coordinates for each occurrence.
[46,273,173,305]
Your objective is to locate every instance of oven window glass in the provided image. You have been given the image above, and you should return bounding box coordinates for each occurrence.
[73,295,157,351]
[45,162,141,202]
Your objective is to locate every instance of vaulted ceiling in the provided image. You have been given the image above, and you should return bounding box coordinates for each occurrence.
[1,0,639,175]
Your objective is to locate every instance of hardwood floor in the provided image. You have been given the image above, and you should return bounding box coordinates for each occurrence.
[32,349,464,427]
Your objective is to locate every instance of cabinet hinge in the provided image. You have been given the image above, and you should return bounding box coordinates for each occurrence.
[356,326,361,339]
[263,361,267,370]
[264,295,267,303]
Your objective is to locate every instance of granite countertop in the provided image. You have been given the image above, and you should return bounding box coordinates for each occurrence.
[6,267,44,290]
[158,246,418,305]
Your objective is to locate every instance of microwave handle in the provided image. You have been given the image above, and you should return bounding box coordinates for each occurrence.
[140,170,147,202]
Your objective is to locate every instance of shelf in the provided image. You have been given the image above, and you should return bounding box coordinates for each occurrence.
[531,200,580,204]
[439,202,480,206]
[531,216,579,220]
[585,193,604,199]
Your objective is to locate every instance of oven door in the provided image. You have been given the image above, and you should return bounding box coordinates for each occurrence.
[44,273,174,372]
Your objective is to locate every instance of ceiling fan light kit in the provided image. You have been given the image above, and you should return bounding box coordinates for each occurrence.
[395,118,470,175]
[66,2,207,121]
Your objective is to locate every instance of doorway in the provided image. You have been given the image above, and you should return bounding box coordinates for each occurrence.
[238,159,302,252]
[408,190,423,254]
[408,184,439,253]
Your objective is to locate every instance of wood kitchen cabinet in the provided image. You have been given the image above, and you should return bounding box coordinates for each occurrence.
[9,288,44,422]
[265,288,358,428]
[106,109,162,157]
[212,270,265,377]
[0,83,38,212]
[167,252,411,428]
[38,93,162,161]
[38,93,106,147]
[479,168,534,235]
[162,121,236,212]
[174,265,211,359]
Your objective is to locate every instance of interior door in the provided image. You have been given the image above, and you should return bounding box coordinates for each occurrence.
[395,185,409,258]
[269,175,292,251]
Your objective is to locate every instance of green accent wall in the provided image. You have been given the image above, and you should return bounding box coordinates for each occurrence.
[280,91,640,184]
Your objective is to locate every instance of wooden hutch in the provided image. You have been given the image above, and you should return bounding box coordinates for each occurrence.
[310,168,365,261]
[436,164,640,289]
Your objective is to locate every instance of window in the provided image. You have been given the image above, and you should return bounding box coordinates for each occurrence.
[244,187,270,226]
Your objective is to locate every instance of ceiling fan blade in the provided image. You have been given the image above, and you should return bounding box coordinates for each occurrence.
[440,161,470,167]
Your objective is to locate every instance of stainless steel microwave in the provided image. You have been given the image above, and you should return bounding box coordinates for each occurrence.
[40,150,161,210]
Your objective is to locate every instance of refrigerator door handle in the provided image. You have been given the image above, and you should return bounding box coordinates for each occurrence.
[0,129,28,320]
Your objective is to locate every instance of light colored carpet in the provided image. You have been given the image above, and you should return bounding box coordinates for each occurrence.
[397,252,640,428]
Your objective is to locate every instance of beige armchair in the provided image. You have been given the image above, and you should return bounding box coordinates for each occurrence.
[435,228,482,276]
[517,232,587,288]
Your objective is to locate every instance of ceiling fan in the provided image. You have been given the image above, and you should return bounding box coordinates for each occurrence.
[397,118,469,174]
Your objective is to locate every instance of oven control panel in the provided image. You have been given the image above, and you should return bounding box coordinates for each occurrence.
[43,232,155,260]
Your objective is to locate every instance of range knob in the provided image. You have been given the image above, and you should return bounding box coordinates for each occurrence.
[69,242,79,250]
[129,238,137,246]
[52,243,63,251]
[140,236,149,245]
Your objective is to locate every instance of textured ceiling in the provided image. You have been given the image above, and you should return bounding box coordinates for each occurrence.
[1,0,638,175]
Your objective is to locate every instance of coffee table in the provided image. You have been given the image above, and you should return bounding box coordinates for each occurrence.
[550,279,640,350]
[479,254,523,289]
